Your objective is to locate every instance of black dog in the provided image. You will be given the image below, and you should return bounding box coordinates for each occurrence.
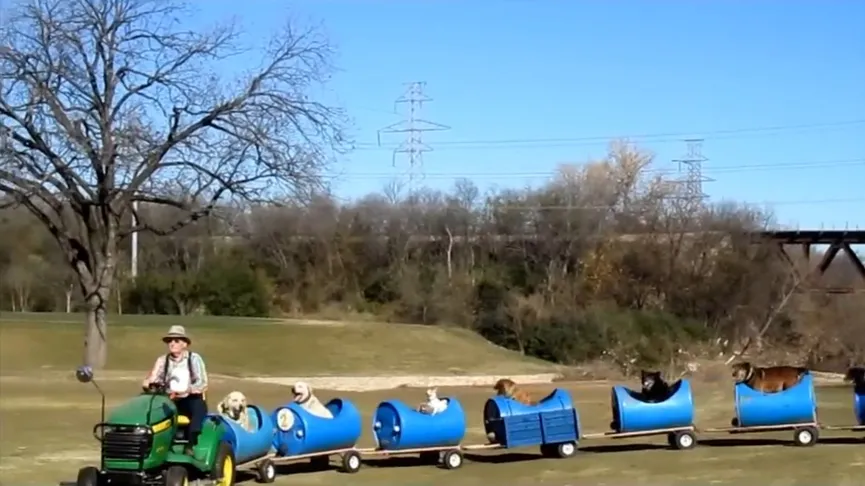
[640,370,671,403]
[845,367,865,393]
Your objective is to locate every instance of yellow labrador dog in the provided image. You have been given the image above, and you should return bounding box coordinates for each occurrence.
[292,381,333,419]
[217,391,254,432]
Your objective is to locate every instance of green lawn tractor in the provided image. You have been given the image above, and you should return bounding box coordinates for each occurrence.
[74,366,236,486]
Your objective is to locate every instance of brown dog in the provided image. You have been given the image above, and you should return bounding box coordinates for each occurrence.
[844,367,865,392]
[493,378,537,406]
[731,362,808,393]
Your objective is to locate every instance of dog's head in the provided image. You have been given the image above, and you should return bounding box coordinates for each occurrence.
[426,387,438,401]
[292,381,312,403]
[640,370,663,390]
[844,367,865,385]
[493,378,516,397]
[218,391,248,421]
[731,362,753,383]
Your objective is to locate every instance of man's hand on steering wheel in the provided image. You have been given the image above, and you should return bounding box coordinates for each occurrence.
[143,381,168,393]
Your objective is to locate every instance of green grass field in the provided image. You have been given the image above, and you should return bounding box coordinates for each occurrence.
[0,312,863,486]
[0,312,557,376]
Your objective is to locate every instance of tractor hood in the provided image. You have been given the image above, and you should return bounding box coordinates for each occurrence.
[106,394,177,426]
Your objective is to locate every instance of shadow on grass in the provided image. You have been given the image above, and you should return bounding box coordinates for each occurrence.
[580,442,670,453]
[700,434,864,448]
[360,456,440,469]
[815,436,865,445]
[462,452,544,464]
[699,437,793,447]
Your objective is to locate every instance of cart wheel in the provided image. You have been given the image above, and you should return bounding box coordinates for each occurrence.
[419,451,441,464]
[76,466,100,486]
[539,444,554,457]
[341,450,362,474]
[255,459,276,484]
[556,441,577,458]
[164,466,188,486]
[671,430,697,450]
[793,426,818,447]
[442,449,463,470]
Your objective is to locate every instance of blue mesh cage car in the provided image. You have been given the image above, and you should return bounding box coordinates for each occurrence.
[483,388,580,458]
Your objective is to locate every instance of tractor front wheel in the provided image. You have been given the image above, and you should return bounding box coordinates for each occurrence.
[211,442,237,486]
[76,466,100,486]
[164,466,188,486]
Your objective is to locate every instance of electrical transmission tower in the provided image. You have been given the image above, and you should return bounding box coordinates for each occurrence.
[672,139,712,206]
[377,82,450,195]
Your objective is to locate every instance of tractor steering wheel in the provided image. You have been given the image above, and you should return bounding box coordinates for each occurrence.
[143,381,170,395]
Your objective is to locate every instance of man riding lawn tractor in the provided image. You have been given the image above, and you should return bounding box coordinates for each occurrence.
[75,326,236,486]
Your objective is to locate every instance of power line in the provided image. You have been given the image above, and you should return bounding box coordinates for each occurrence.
[453,197,865,212]
[672,139,711,205]
[323,157,865,180]
[356,119,865,151]
[376,82,450,193]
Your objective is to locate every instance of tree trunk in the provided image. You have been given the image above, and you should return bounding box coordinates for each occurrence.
[84,285,111,368]
[445,226,454,280]
[72,228,118,370]
[116,285,123,315]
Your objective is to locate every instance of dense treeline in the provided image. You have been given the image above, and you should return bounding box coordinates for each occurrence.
[1,145,862,371]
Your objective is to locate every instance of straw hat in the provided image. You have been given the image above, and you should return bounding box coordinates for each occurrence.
[162,325,191,344]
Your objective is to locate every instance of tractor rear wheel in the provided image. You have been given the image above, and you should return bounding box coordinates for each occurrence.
[76,466,100,486]
[211,442,236,486]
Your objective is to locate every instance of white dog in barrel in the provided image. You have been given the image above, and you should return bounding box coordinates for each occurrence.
[417,387,448,415]
[292,381,333,419]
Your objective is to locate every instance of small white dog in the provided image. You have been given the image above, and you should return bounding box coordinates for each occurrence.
[217,391,253,432]
[292,381,333,419]
[417,387,448,415]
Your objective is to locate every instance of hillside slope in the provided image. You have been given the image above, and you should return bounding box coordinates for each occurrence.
[0,313,558,376]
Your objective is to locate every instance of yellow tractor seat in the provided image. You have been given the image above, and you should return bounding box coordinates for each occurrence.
[177,416,191,426]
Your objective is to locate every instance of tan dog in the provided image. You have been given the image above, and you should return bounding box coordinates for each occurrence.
[493,378,537,406]
[292,381,333,419]
[217,391,253,432]
[731,362,808,393]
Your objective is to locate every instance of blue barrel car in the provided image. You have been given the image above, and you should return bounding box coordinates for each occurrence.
[607,379,697,450]
[272,398,364,473]
[483,388,580,458]
[371,397,467,469]
[733,372,819,446]
[855,385,864,426]
[211,405,279,482]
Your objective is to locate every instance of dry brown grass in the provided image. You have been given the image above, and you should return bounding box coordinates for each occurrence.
[1,373,863,486]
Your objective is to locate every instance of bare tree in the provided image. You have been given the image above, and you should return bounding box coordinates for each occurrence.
[0,0,346,367]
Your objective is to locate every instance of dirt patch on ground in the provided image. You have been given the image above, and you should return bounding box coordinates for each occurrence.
[247,373,564,391]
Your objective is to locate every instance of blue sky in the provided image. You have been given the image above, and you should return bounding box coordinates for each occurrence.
[201,1,864,229]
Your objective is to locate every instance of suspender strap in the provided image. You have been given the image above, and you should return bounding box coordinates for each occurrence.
[162,352,198,384]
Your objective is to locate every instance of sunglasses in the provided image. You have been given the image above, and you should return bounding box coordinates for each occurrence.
[165,338,186,344]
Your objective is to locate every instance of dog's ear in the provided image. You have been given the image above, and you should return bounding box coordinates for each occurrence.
[218,400,228,414]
